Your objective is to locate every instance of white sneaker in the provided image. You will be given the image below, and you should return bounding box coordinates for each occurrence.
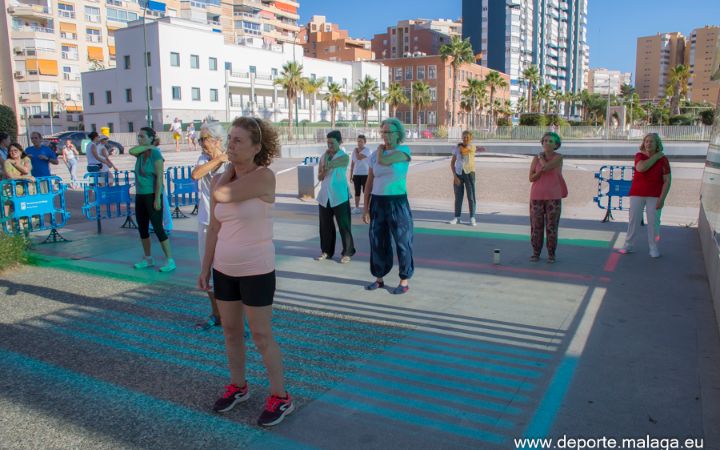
[470,217,477,227]
[649,249,661,258]
[448,218,459,225]
[351,207,361,215]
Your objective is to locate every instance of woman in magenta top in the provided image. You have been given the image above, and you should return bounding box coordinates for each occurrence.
[620,133,671,258]
[528,132,568,263]
[197,117,293,427]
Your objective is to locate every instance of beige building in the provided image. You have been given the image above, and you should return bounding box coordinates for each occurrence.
[688,25,720,106]
[635,32,686,102]
[0,0,300,133]
[587,68,631,95]
[299,15,373,62]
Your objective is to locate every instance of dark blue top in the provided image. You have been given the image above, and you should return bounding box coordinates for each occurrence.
[25,145,56,177]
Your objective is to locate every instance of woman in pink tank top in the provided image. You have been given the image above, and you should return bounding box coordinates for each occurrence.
[197,117,294,427]
[528,132,568,263]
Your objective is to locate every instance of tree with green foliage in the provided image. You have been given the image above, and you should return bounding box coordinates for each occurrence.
[324,82,345,128]
[484,71,508,126]
[666,64,690,115]
[0,104,18,141]
[352,76,381,127]
[274,61,304,139]
[440,36,475,127]
[385,83,409,119]
[461,78,487,129]
[522,65,540,113]
[411,81,432,126]
[302,77,325,123]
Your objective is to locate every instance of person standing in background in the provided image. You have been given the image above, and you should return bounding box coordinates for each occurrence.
[61,139,80,189]
[350,134,371,214]
[448,131,478,226]
[171,118,183,152]
[25,132,58,178]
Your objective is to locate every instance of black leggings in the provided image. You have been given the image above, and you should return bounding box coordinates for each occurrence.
[136,193,167,241]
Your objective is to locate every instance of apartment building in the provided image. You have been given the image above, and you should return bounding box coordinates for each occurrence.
[462,0,589,104]
[687,26,720,106]
[634,32,686,102]
[381,55,510,127]
[371,18,462,60]
[0,0,300,133]
[299,15,372,62]
[587,68,631,95]
[81,17,389,132]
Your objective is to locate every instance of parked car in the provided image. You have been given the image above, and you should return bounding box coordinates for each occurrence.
[45,131,125,155]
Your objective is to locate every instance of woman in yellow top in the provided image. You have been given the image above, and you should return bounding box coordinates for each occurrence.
[449,131,478,226]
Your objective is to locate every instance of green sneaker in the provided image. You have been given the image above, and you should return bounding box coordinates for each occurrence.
[159,258,176,272]
[134,257,154,269]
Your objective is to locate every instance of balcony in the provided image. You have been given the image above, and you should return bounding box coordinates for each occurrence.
[12,25,54,35]
[60,32,77,40]
[63,73,81,81]
[58,10,75,19]
[86,35,103,43]
[85,14,101,23]
[7,4,52,19]
[62,51,79,61]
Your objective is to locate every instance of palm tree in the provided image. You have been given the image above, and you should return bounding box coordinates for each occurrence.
[537,84,552,114]
[324,82,344,128]
[385,83,409,119]
[666,64,690,115]
[273,61,303,139]
[484,71,508,126]
[517,95,527,114]
[411,81,431,127]
[302,77,324,123]
[440,36,475,127]
[522,65,539,113]
[352,76,380,127]
[461,78,487,129]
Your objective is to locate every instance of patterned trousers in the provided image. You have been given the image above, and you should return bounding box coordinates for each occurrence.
[530,199,562,257]
[369,194,414,280]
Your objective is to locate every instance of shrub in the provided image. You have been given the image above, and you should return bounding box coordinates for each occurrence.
[700,109,715,126]
[668,114,693,125]
[0,104,19,141]
[435,125,448,138]
[0,233,28,272]
[519,113,546,126]
[496,117,511,126]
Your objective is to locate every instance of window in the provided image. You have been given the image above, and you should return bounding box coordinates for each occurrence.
[417,66,425,80]
[225,62,232,71]
[84,6,100,22]
[328,76,333,83]
[343,78,347,87]
[170,52,180,67]
[123,55,130,69]
[249,65,256,74]
[190,54,199,69]
[210,89,218,102]
[430,87,437,101]
[86,28,102,43]
[192,87,200,101]
[172,86,181,100]
[106,7,138,23]
[107,122,114,133]
[428,65,437,80]
[128,121,134,132]
[125,88,132,102]
[394,67,403,81]
[146,52,151,67]
[405,66,413,80]
[89,92,95,105]
[91,124,96,131]
[105,90,112,104]
[209,57,217,71]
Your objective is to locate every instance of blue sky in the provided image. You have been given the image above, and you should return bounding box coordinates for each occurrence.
[299,0,719,81]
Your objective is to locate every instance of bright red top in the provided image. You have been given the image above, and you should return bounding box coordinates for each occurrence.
[629,152,671,198]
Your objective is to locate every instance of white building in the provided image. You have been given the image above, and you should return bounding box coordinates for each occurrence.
[81,17,389,132]
[587,68,632,96]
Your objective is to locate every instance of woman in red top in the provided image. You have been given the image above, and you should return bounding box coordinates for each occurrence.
[620,133,672,258]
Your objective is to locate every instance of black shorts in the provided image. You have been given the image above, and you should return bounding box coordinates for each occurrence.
[352,175,368,197]
[212,269,275,307]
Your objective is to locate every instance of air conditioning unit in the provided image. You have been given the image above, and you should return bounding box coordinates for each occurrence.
[7,6,16,14]
[18,95,27,101]
[13,71,23,79]
[13,47,24,55]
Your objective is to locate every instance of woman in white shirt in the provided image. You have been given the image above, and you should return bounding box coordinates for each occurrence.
[316,130,355,263]
[61,139,80,189]
[350,134,372,214]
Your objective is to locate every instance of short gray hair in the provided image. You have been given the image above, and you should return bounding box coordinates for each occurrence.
[200,121,227,149]
[381,118,406,144]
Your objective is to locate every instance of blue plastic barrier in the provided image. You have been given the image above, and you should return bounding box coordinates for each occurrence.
[593,165,635,222]
[165,165,198,218]
[0,176,70,243]
[82,171,136,233]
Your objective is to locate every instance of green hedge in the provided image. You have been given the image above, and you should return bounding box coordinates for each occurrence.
[0,104,18,141]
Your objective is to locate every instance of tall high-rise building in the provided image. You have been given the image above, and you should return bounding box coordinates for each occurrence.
[300,15,373,62]
[687,26,720,106]
[462,0,589,104]
[371,18,461,60]
[634,32,686,102]
[0,0,300,132]
[587,68,631,95]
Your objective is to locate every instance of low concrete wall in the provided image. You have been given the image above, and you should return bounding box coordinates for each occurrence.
[281,141,709,159]
[698,204,720,335]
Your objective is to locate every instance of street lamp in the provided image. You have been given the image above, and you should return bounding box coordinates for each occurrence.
[141,1,165,128]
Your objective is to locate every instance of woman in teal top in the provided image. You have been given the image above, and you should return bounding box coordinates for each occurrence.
[130,127,175,272]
